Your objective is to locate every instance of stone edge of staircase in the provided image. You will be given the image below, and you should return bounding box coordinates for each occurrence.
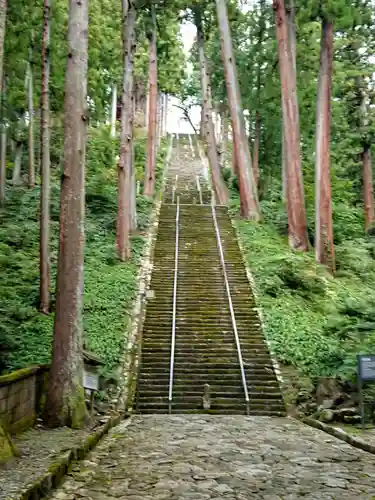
[230,215,287,409]
[18,414,126,500]
[297,415,375,455]
[117,135,173,412]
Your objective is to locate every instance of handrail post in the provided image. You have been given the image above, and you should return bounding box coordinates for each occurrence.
[168,197,180,414]
[211,204,250,415]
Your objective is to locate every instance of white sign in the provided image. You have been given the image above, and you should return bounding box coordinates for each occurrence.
[83,369,99,391]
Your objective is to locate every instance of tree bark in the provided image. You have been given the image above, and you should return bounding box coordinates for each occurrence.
[12,141,23,185]
[281,118,287,202]
[273,0,309,250]
[221,108,228,169]
[110,84,117,137]
[117,0,136,261]
[200,105,205,139]
[231,125,238,175]
[282,0,299,206]
[195,8,228,206]
[27,47,35,187]
[253,111,260,188]
[130,85,137,232]
[363,145,374,232]
[44,0,88,429]
[130,136,137,231]
[215,0,259,218]
[0,0,6,106]
[144,5,157,197]
[315,20,335,271]
[40,0,51,314]
[0,113,5,206]
[145,90,149,128]
[253,0,265,189]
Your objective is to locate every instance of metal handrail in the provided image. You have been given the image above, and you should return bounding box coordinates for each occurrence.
[211,202,250,415]
[196,175,203,205]
[168,197,180,413]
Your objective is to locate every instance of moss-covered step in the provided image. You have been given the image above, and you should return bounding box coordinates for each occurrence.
[136,177,284,415]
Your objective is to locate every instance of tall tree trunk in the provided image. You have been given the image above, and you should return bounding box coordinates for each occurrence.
[0,77,5,206]
[12,141,23,185]
[130,87,137,232]
[273,0,309,251]
[221,107,228,168]
[282,0,299,206]
[144,5,157,197]
[117,0,136,261]
[27,47,35,187]
[215,0,259,219]
[40,0,51,314]
[145,90,149,128]
[195,8,228,206]
[253,111,260,188]
[253,0,265,190]
[130,136,137,231]
[200,105,204,139]
[44,0,88,429]
[110,84,117,137]
[286,0,298,117]
[281,119,287,202]
[0,113,5,206]
[315,20,335,271]
[0,0,6,105]
[363,144,374,232]
[231,125,238,175]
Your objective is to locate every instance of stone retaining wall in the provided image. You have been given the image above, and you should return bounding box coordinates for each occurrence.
[0,365,49,434]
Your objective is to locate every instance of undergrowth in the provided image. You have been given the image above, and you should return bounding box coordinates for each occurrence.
[0,126,166,374]
[233,197,375,383]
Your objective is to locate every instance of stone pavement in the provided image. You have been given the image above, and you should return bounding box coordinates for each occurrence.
[50,415,375,500]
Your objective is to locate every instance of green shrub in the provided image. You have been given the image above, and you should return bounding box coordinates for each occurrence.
[221,166,232,183]
[235,216,375,381]
[0,126,166,374]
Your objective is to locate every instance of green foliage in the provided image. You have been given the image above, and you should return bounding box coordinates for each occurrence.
[236,218,375,381]
[0,127,166,374]
[134,4,186,97]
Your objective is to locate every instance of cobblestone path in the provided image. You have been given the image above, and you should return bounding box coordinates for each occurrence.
[50,415,375,500]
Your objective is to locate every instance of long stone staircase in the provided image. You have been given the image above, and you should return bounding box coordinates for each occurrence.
[136,136,285,415]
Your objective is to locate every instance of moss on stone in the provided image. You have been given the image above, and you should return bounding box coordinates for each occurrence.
[10,413,36,435]
[0,366,39,387]
[0,423,16,462]
[70,385,88,429]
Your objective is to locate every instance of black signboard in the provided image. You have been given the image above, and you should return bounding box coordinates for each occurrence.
[358,355,375,382]
[357,354,375,427]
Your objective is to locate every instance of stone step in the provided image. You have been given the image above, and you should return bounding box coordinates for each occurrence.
[141,347,269,355]
[141,352,273,362]
[139,366,277,377]
[137,395,284,407]
[136,408,286,416]
[137,200,284,416]
[138,389,283,400]
[137,382,281,393]
[137,400,285,413]
[138,375,281,386]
